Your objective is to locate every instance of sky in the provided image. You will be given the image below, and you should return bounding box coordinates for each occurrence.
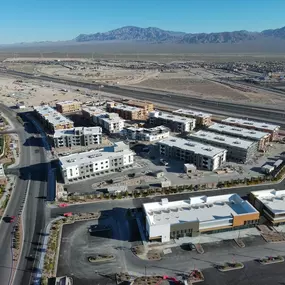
[0,0,284,44]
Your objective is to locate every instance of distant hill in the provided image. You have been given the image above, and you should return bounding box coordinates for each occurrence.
[74,25,285,44]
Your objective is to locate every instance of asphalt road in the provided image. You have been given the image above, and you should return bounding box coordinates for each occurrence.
[51,178,285,218]
[0,106,49,285]
[1,69,285,128]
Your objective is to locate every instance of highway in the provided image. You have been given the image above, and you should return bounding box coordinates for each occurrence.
[0,106,50,285]
[1,69,285,128]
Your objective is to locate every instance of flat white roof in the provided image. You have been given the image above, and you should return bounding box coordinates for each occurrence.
[208,123,270,140]
[143,194,258,226]
[159,136,226,158]
[0,163,5,176]
[173,109,212,118]
[56,100,81,106]
[53,126,102,138]
[111,103,142,112]
[127,125,169,135]
[222,117,280,132]
[96,113,125,123]
[59,147,134,168]
[82,107,104,115]
[149,111,195,124]
[190,130,256,150]
[34,105,73,127]
[251,189,285,216]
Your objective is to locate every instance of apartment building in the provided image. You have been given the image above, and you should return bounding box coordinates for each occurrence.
[125,126,170,142]
[34,105,74,133]
[149,111,196,133]
[124,100,154,113]
[143,194,259,242]
[190,130,258,163]
[82,107,104,119]
[249,189,285,226]
[59,142,134,184]
[56,100,81,114]
[107,102,147,121]
[93,113,125,133]
[158,136,226,171]
[53,126,102,148]
[222,117,280,141]
[208,123,270,151]
[173,109,212,126]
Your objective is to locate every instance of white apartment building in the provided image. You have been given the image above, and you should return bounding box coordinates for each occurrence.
[59,142,134,184]
[93,113,125,133]
[34,105,74,133]
[143,194,259,242]
[158,136,227,171]
[190,130,258,163]
[149,111,196,133]
[125,126,170,142]
[53,126,102,148]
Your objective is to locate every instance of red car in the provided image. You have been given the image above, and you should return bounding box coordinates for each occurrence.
[10,216,16,223]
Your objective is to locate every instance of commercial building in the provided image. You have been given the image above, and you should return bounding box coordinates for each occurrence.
[158,136,226,171]
[149,111,196,133]
[107,102,147,121]
[34,105,74,133]
[190,130,258,163]
[124,100,154,113]
[173,109,212,126]
[249,189,285,225]
[53,126,102,148]
[208,123,270,151]
[56,100,81,114]
[59,142,134,184]
[221,117,280,141]
[143,194,260,242]
[125,126,170,142]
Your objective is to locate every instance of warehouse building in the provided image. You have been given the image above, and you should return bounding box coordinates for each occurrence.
[222,117,280,141]
[125,126,170,142]
[107,102,147,121]
[190,130,258,163]
[149,111,196,133]
[34,105,74,133]
[158,136,226,171]
[59,142,134,184]
[143,194,260,242]
[249,189,285,226]
[53,126,102,148]
[208,123,270,151]
[173,109,212,126]
[56,100,81,114]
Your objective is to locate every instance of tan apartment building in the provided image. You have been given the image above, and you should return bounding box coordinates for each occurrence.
[107,102,147,121]
[124,100,154,113]
[56,100,82,114]
[173,109,212,127]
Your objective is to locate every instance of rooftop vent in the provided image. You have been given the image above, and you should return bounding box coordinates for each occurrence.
[233,141,241,144]
[214,136,225,141]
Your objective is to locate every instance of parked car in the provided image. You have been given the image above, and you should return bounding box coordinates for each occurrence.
[160,159,169,166]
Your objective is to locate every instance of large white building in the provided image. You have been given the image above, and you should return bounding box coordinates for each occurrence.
[158,136,227,171]
[250,189,285,225]
[149,111,196,133]
[34,105,74,133]
[222,117,280,141]
[53,126,102,148]
[125,126,170,142]
[208,123,270,151]
[143,194,260,242]
[59,142,134,184]
[190,130,258,163]
[173,109,212,126]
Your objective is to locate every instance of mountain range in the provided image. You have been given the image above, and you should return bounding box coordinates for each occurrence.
[75,26,285,44]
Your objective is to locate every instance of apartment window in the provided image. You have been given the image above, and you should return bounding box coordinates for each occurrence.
[69,169,73,177]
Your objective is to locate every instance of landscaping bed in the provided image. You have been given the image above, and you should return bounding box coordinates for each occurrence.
[216,262,244,272]
[88,254,115,263]
[188,269,205,283]
[258,256,284,265]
